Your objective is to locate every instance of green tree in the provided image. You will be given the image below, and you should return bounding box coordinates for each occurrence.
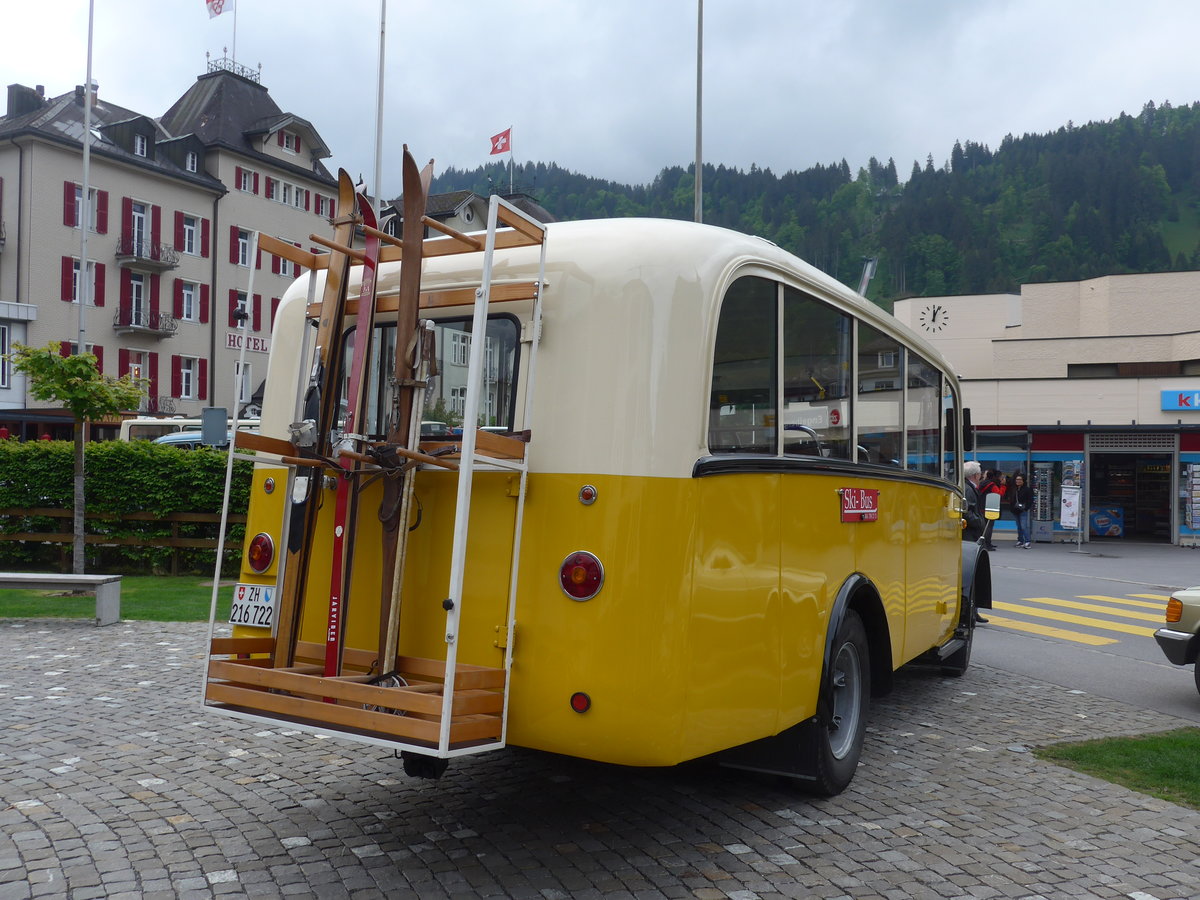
[8,342,146,574]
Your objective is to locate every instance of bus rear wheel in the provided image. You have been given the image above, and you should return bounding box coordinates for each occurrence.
[807,609,870,796]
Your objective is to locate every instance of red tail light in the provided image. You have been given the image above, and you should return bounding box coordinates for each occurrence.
[247,533,275,574]
[559,551,604,601]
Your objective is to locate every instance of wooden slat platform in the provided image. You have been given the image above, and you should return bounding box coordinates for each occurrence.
[204,636,504,748]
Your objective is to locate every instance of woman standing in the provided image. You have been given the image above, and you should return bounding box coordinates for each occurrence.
[1010,471,1034,548]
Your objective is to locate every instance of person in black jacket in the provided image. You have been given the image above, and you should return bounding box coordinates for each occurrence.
[963,461,986,543]
[1010,470,1034,548]
[962,461,989,623]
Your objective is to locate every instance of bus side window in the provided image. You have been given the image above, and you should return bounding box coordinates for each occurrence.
[782,287,851,459]
[906,353,942,476]
[857,323,903,467]
[708,277,777,454]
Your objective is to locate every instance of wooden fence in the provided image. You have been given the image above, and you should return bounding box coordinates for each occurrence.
[0,507,247,575]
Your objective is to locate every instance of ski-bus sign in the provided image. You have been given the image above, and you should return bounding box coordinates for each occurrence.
[840,487,879,522]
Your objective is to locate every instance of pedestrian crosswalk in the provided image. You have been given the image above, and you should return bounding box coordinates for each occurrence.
[987,592,1170,645]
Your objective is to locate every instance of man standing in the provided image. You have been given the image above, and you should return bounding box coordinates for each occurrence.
[963,461,989,624]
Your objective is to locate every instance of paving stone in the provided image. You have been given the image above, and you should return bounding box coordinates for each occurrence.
[3,619,1200,899]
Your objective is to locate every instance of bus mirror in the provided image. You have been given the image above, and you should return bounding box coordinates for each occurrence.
[984,493,1001,520]
[962,407,975,452]
[945,409,957,452]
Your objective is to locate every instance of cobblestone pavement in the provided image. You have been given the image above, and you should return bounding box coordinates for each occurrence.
[1,618,1198,900]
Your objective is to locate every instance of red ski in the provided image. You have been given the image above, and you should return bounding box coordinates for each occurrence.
[324,190,383,678]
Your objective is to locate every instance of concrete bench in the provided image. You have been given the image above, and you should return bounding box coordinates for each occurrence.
[0,573,122,626]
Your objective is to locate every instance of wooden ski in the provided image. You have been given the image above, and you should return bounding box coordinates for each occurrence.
[272,168,357,669]
[323,190,382,678]
[376,147,434,672]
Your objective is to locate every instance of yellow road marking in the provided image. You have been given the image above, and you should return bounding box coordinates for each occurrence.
[993,601,1158,636]
[1130,593,1172,601]
[1075,594,1165,611]
[1012,596,1163,623]
[986,615,1118,645]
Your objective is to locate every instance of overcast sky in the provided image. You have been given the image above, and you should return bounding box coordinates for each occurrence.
[4,1,1200,198]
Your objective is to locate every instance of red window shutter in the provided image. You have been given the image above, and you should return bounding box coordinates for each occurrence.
[59,342,70,358]
[173,279,183,318]
[151,204,161,249]
[119,268,132,318]
[200,218,210,258]
[252,294,262,332]
[199,359,209,400]
[235,166,243,189]
[149,274,160,319]
[277,131,285,147]
[253,172,259,195]
[94,263,106,307]
[271,297,281,329]
[174,211,184,249]
[94,346,104,373]
[271,252,280,275]
[96,190,108,234]
[119,348,130,377]
[149,353,159,406]
[255,246,262,270]
[171,355,181,397]
[229,225,239,264]
[228,289,239,327]
[304,189,310,212]
[121,196,133,240]
[265,177,274,199]
[61,257,74,301]
[199,284,210,324]
[63,181,76,227]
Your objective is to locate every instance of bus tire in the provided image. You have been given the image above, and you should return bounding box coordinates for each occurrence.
[807,608,870,796]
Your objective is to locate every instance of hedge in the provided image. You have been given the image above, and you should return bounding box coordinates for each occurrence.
[0,439,253,575]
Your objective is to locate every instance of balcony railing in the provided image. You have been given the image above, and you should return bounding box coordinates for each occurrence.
[115,235,179,271]
[113,308,178,338]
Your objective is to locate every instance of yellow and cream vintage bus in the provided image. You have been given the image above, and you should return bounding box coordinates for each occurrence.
[204,204,990,796]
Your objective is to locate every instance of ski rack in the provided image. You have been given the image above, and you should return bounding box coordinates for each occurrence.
[203,195,547,762]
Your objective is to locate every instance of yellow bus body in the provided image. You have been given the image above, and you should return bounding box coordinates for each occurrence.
[224,216,973,783]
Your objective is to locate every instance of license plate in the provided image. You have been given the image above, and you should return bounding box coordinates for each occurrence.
[230,582,275,629]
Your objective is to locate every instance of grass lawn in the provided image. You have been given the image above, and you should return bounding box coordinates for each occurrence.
[0,575,234,622]
[1036,728,1200,810]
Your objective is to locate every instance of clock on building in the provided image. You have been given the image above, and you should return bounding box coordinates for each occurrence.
[919,303,949,333]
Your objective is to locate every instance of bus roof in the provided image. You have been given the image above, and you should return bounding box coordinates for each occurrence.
[271,218,958,478]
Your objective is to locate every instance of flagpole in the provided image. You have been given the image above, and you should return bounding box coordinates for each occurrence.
[232,0,238,65]
[373,0,385,212]
[509,130,513,194]
[694,0,703,223]
[79,0,94,354]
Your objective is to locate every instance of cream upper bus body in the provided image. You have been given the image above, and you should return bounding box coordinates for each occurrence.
[265,217,961,476]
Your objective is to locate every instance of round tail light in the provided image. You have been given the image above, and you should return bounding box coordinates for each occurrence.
[247,533,275,574]
[559,551,604,601]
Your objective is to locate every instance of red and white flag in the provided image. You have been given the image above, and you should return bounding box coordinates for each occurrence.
[206,0,232,18]
[490,128,512,155]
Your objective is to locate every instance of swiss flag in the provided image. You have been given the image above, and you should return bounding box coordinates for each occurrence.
[490,128,512,155]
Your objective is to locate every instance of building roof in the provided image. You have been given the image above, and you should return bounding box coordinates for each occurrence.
[0,83,224,192]
[160,69,334,185]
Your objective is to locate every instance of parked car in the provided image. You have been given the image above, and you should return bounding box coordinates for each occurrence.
[152,430,242,450]
[1153,586,1200,696]
[420,421,454,440]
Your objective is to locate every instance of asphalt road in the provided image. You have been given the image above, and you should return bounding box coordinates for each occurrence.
[973,538,1200,724]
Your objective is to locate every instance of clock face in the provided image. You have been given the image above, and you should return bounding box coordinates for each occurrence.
[919,303,948,333]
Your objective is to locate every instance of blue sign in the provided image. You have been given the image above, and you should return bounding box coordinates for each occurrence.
[1162,390,1200,411]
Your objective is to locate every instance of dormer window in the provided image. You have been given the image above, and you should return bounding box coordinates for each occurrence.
[133,134,148,157]
[185,151,198,173]
[279,130,299,154]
